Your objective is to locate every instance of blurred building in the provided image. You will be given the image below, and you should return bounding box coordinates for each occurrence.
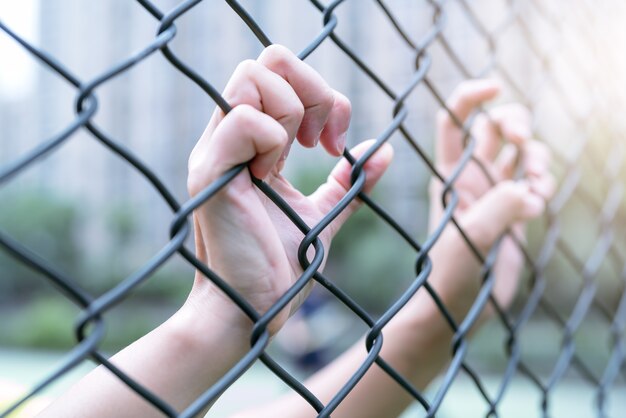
[0,0,531,264]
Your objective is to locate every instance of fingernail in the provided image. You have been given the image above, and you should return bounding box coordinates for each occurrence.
[336,132,347,155]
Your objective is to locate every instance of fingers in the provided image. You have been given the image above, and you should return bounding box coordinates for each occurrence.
[525,140,556,200]
[318,91,351,156]
[523,140,551,177]
[188,105,288,195]
[221,58,306,143]
[496,139,551,180]
[460,181,544,253]
[436,79,501,165]
[309,140,394,239]
[460,166,555,253]
[445,79,502,123]
[190,45,351,190]
[258,45,350,155]
[473,103,532,163]
[494,143,519,179]
[459,129,554,253]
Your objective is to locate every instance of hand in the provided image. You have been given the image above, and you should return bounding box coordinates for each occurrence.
[185,45,393,335]
[218,80,556,418]
[427,79,555,324]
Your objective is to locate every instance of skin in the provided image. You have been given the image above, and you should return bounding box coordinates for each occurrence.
[39,45,554,418]
[232,79,555,418]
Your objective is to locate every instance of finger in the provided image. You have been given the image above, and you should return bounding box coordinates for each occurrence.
[309,140,394,239]
[188,105,288,194]
[446,79,502,123]
[496,137,552,181]
[488,104,532,145]
[220,58,305,143]
[436,79,501,165]
[319,91,351,156]
[258,45,349,155]
[519,139,555,201]
[459,180,545,253]
[529,171,557,201]
[494,143,519,180]
[471,113,501,162]
[473,104,531,162]
[523,140,551,177]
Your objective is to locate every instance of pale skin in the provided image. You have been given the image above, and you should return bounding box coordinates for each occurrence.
[40,45,554,418]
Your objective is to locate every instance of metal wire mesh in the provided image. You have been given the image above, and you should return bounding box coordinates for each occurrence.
[1,0,625,417]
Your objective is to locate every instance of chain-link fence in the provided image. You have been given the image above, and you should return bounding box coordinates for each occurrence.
[1,0,625,417]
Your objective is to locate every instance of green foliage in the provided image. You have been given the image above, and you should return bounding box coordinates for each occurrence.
[0,192,80,299]
[0,192,190,350]
[1,296,78,349]
[105,204,138,247]
[328,207,416,313]
[0,294,176,351]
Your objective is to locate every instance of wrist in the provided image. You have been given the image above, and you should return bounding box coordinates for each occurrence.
[169,279,254,356]
[389,291,454,360]
[374,292,455,390]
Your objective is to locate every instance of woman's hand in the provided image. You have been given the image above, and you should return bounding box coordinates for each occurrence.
[427,79,556,323]
[40,45,393,418]
[185,44,393,335]
[202,79,558,418]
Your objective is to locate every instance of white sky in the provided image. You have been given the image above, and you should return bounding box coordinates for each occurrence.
[0,0,39,101]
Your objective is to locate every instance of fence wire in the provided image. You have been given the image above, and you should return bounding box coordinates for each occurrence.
[1,0,625,417]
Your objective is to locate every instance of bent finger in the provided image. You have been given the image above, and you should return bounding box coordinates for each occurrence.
[220,58,305,143]
[258,45,349,155]
[474,104,531,163]
[445,79,502,124]
[436,79,501,165]
[460,180,545,253]
[188,104,288,196]
[523,139,551,177]
[488,104,532,146]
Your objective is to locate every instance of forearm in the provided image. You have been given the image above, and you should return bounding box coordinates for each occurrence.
[231,228,485,418]
[304,303,451,418]
[231,291,455,418]
[40,292,251,418]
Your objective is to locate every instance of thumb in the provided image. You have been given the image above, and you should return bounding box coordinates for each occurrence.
[309,139,393,240]
[459,180,545,254]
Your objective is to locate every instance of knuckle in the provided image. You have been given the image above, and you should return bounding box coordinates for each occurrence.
[276,125,289,147]
[287,99,305,122]
[231,104,287,148]
[229,104,259,130]
[320,86,335,108]
[496,180,526,203]
[260,44,294,67]
[437,108,451,125]
[451,82,472,102]
[234,59,260,77]
[187,174,203,198]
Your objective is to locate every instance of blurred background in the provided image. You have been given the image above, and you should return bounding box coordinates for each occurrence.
[1,0,625,417]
